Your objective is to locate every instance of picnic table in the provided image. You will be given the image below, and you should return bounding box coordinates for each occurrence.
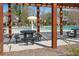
[71,27,79,38]
[20,30,36,45]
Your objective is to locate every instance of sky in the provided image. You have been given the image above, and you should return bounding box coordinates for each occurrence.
[3,3,52,14]
[3,3,79,13]
[3,4,8,12]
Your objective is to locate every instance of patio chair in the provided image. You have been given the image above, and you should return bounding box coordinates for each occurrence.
[57,31,67,40]
[14,33,20,43]
[66,31,75,38]
[33,33,42,41]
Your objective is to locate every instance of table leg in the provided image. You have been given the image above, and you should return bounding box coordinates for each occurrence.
[31,39,34,45]
[24,33,26,38]
[31,33,34,44]
[24,33,28,45]
[74,30,76,38]
[26,39,28,45]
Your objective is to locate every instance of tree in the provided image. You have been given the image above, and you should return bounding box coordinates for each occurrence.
[12,4,36,26]
[11,4,22,26]
[68,10,79,26]
[40,11,52,26]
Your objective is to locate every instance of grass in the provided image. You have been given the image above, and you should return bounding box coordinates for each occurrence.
[70,48,79,56]
[62,39,79,56]
[64,43,79,55]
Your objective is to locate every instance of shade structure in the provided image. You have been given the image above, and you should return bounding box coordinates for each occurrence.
[0,3,3,55]
[27,16,37,30]
[57,17,60,25]
[8,3,12,41]
[27,16,37,20]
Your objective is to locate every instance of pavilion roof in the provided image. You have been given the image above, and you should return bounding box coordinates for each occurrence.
[14,3,79,8]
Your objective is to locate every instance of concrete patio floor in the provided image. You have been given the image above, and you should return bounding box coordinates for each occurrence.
[3,39,79,52]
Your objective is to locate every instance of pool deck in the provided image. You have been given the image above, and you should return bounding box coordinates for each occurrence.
[4,39,79,52]
[3,27,79,52]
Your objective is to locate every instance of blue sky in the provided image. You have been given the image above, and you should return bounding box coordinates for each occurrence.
[3,3,79,13]
[3,3,51,14]
[3,4,8,12]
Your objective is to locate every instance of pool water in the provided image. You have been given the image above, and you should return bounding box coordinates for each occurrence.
[43,26,76,30]
[4,26,79,34]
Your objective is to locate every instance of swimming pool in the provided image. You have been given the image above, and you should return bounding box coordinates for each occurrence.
[4,26,78,34]
[42,26,76,30]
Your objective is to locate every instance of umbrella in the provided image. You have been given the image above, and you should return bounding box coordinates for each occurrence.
[27,16,37,30]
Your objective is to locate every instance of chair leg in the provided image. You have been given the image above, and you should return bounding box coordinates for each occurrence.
[26,39,28,45]
[16,39,18,44]
[31,39,34,45]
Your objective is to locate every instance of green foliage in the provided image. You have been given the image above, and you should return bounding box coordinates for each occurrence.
[71,48,79,56]
[41,12,51,26]
[63,40,79,55]
[12,5,21,17]
[67,22,76,25]
[63,21,67,25]
[12,5,34,26]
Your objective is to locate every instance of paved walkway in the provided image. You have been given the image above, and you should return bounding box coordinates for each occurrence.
[4,39,79,52]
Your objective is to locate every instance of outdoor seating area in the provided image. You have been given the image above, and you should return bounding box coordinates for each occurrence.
[66,27,79,38]
[3,32,79,52]
[0,3,79,55]
[4,30,47,45]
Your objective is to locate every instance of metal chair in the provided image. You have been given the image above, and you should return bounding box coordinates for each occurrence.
[34,33,42,41]
[14,33,20,43]
[67,31,75,38]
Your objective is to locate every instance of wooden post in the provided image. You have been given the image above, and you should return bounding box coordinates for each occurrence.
[51,4,57,48]
[0,3,3,55]
[8,3,12,41]
[37,6,40,33]
[60,6,63,35]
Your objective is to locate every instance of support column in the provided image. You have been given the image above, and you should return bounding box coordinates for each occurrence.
[37,6,40,33]
[60,6,63,35]
[0,3,3,55]
[8,3,12,41]
[52,4,57,48]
